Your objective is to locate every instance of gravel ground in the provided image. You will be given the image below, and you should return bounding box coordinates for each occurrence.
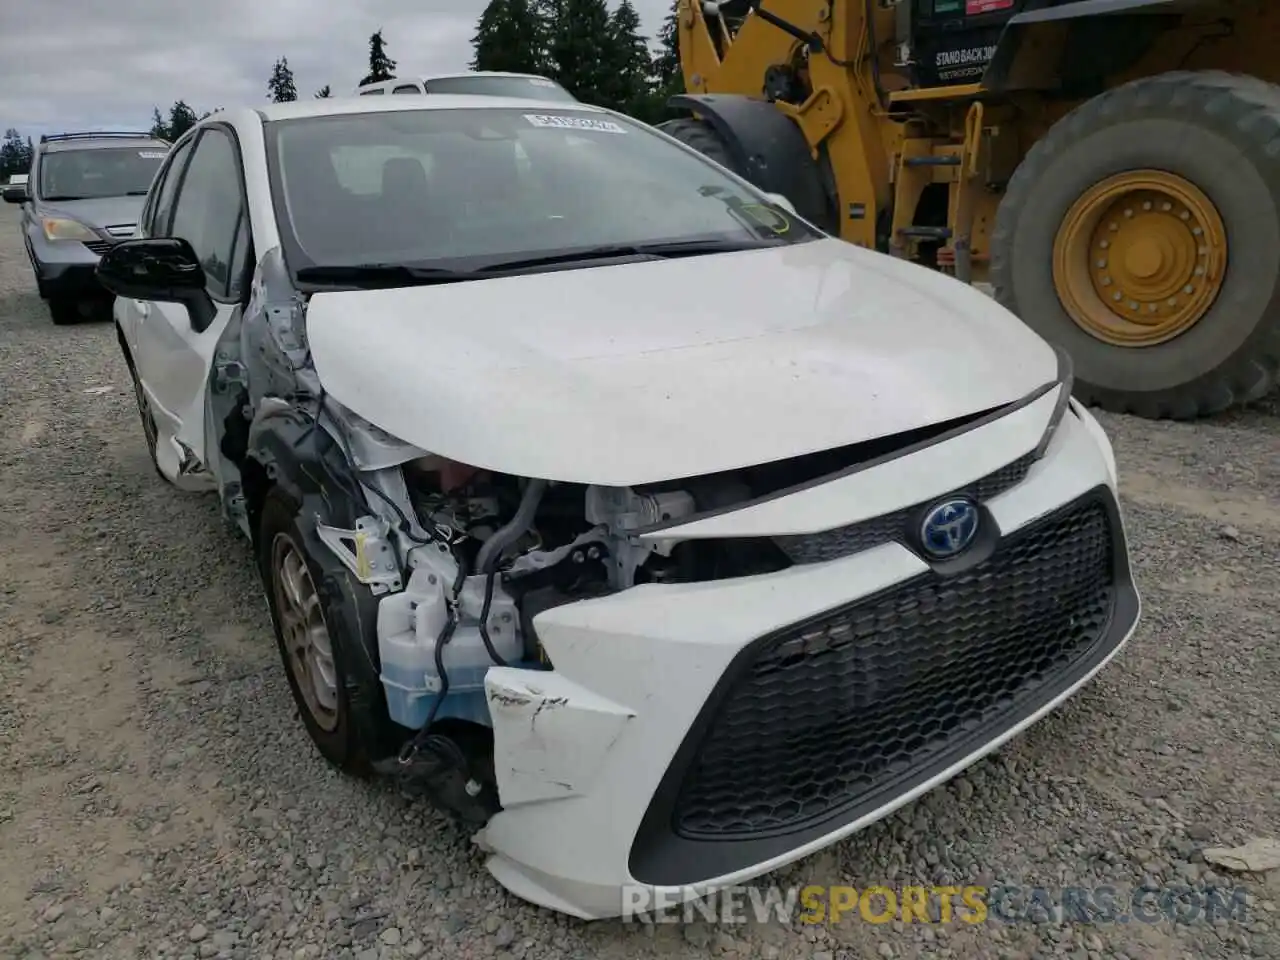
[1,201,1279,960]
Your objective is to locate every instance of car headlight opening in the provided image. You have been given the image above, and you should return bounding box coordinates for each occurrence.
[41,217,98,243]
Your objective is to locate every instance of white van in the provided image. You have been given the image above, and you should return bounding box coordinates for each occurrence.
[354,71,578,102]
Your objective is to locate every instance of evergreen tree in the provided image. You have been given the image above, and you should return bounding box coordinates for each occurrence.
[361,29,397,86]
[471,0,548,75]
[149,107,169,140]
[637,0,685,124]
[655,0,682,86]
[0,128,28,179]
[147,102,208,140]
[546,0,615,107]
[605,0,652,115]
[533,0,564,76]
[268,57,298,102]
[315,85,333,98]
[167,101,199,139]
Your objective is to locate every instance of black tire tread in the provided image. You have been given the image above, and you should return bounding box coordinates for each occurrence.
[48,297,81,326]
[657,117,743,174]
[990,70,1280,420]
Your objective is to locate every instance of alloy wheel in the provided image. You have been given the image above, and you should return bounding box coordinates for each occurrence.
[271,534,340,732]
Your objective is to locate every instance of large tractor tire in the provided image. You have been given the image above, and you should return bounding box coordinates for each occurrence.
[657,118,745,175]
[990,71,1280,420]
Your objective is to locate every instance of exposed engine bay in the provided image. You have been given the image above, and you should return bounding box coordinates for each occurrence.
[375,451,800,706]
[396,397,998,601]
[302,400,1002,823]
[205,248,1022,830]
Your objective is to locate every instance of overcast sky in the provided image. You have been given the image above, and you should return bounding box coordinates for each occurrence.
[0,0,670,139]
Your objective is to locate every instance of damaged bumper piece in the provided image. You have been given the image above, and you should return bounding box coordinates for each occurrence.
[466,398,1139,919]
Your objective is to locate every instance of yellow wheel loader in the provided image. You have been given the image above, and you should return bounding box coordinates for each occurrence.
[659,0,1280,419]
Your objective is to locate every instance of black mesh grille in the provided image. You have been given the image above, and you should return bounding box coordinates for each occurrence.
[775,450,1036,565]
[672,495,1115,840]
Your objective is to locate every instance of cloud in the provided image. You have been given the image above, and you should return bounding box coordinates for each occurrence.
[0,0,671,137]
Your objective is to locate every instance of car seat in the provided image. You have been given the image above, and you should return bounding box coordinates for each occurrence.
[379,156,442,251]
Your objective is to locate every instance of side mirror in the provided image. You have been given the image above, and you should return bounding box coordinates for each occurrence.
[3,185,27,203]
[96,237,216,332]
[763,191,797,215]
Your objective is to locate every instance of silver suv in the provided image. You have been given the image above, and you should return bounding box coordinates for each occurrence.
[3,131,170,325]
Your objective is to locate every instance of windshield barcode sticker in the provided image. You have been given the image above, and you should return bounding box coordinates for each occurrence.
[138,151,167,158]
[524,114,625,133]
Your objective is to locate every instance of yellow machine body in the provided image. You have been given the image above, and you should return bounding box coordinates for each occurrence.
[665,0,1280,418]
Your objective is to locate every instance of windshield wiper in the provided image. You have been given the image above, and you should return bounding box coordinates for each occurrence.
[697,185,799,239]
[41,195,86,202]
[296,263,493,288]
[298,241,776,288]
[478,238,779,273]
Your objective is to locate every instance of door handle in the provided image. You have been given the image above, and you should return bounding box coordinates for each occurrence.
[137,301,150,320]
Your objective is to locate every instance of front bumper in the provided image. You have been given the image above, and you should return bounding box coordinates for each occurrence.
[27,231,113,298]
[475,398,1139,919]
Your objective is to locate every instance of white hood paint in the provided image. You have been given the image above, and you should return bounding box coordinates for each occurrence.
[305,239,1058,486]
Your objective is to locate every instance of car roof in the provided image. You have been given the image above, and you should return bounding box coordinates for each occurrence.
[420,71,561,82]
[364,70,560,84]
[41,134,169,153]
[250,94,607,123]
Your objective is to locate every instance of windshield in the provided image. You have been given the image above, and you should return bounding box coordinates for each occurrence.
[266,107,819,277]
[424,75,578,101]
[37,146,167,201]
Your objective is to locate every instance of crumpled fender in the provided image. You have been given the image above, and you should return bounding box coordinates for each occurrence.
[245,401,366,536]
[243,401,389,697]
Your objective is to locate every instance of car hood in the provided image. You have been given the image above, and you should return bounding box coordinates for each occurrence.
[38,196,145,234]
[305,238,1059,486]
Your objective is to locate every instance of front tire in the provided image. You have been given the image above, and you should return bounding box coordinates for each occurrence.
[257,488,396,777]
[990,71,1280,419]
[48,297,83,326]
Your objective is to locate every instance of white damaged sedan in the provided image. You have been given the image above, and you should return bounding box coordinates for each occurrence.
[97,95,1140,919]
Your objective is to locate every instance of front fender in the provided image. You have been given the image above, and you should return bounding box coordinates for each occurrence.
[244,402,387,674]
[666,93,838,233]
[982,0,1197,92]
[244,402,369,545]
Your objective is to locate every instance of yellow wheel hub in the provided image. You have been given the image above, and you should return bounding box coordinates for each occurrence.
[1052,171,1227,347]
